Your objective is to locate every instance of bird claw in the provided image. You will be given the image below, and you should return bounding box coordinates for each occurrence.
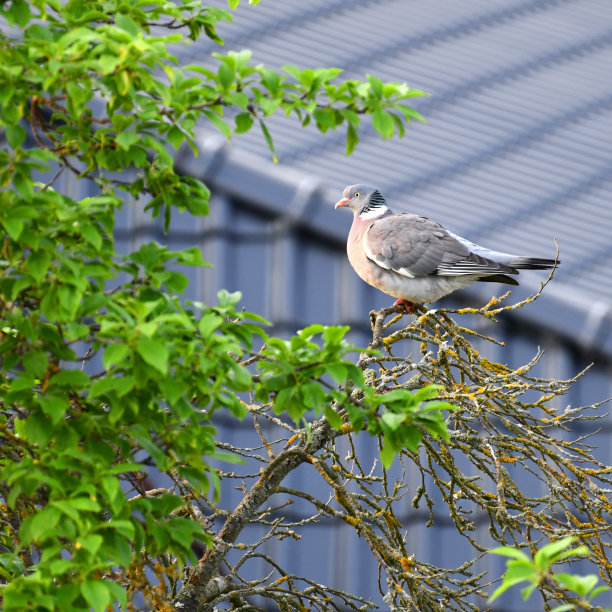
[392,298,417,314]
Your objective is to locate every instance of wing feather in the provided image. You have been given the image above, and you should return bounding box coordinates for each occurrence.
[363,213,517,278]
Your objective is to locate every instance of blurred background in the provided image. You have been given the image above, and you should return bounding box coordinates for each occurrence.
[110,0,612,609]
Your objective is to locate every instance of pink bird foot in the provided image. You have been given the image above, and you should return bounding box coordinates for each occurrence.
[393,298,417,314]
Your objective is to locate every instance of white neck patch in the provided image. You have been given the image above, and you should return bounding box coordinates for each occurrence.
[359,205,388,220]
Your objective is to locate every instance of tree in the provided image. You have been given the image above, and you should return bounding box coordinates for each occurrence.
[0,1,610,611]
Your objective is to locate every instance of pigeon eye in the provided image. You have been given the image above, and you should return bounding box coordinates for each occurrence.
[354,192,360,197]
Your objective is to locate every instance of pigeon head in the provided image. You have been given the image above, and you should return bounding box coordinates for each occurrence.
[335,184,388,219]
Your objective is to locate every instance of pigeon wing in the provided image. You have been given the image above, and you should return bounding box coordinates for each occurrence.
[363,213,517,278]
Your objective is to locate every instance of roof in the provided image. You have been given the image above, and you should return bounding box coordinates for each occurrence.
[175,0,612,356]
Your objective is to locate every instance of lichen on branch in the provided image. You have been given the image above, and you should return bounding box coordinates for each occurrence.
[173,277,611,612]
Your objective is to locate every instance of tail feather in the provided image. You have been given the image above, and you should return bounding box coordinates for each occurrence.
[509,257,559,270]
[477,274,519,286]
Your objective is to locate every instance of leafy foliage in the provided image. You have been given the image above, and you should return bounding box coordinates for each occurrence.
[490,537,610,611]
[0,0,440,610]
[255,324,454,466]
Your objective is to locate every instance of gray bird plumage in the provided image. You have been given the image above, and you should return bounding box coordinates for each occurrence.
[335,184,558,308]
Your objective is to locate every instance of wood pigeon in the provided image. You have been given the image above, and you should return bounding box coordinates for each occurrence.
[335,184,558,311]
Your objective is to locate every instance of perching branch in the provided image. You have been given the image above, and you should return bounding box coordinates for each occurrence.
[169,271,612,611]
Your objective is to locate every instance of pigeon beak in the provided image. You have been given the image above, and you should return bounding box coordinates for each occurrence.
[335,198,348,209]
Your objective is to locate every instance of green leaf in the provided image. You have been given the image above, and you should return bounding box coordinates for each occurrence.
[488,560,537,602]
[420,399,457,412]
[381,411,405,430]
[520,582,539,601]
[90,376,134,399]
[325,364,346,385]
[227,363,253,391]
[299,324,325,339]
[344,364,364,386]
[225,92,249,109]
[261,68,280,94]
[136,337,169,374]
[203,110,232,140]
[167,126,185,150]
[397,425,423,453]
[367,74,383,97]
[158,377,184,405]
[22,350,48,377]
[398,105,427,123]
[79,223,103,250]
[589,585,610,599]
[534,536,579,569]
[259,119,278,163]
[555,545,590,561]
[489,546,531,562]
[235,112,254,133]
[417,413,450,441]
[67,496,102,512]
[274,387,305,423]
[313,107,336,132]
[81,580,111,612]
[0,552,25,576]
[380,442,396,469]
[26,23,52,41]
[323,326,349,344]
[163,270,189,293]
[346,122,358,156]
[6,0,31,27]
[218,288,241,307]
[554,573,598,598]
[104,582,128,609]
[10,374,37,392]
[98,54,122,74]
[212,449,245,464]
[115,13,139,36]
[254,384,269,403]
[380,388,415,405]
[323,405,343,429]
[38,394,69,424]
[116,132,139,150]
[19,506,61,543]
[103,344,130,370]
[372,110,395,139]
[283,64,302,82]
[3,217,24,240]
[218,61,235,89]
[49,369,90,388]
[198,312,223,338]
[175,246,208,267]
[5,124,26,148]
[23,411,52,446]
[77,534,103,555]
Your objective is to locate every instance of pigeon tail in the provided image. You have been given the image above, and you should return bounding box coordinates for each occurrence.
[476,274,519,286]
[508,257,559,270]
